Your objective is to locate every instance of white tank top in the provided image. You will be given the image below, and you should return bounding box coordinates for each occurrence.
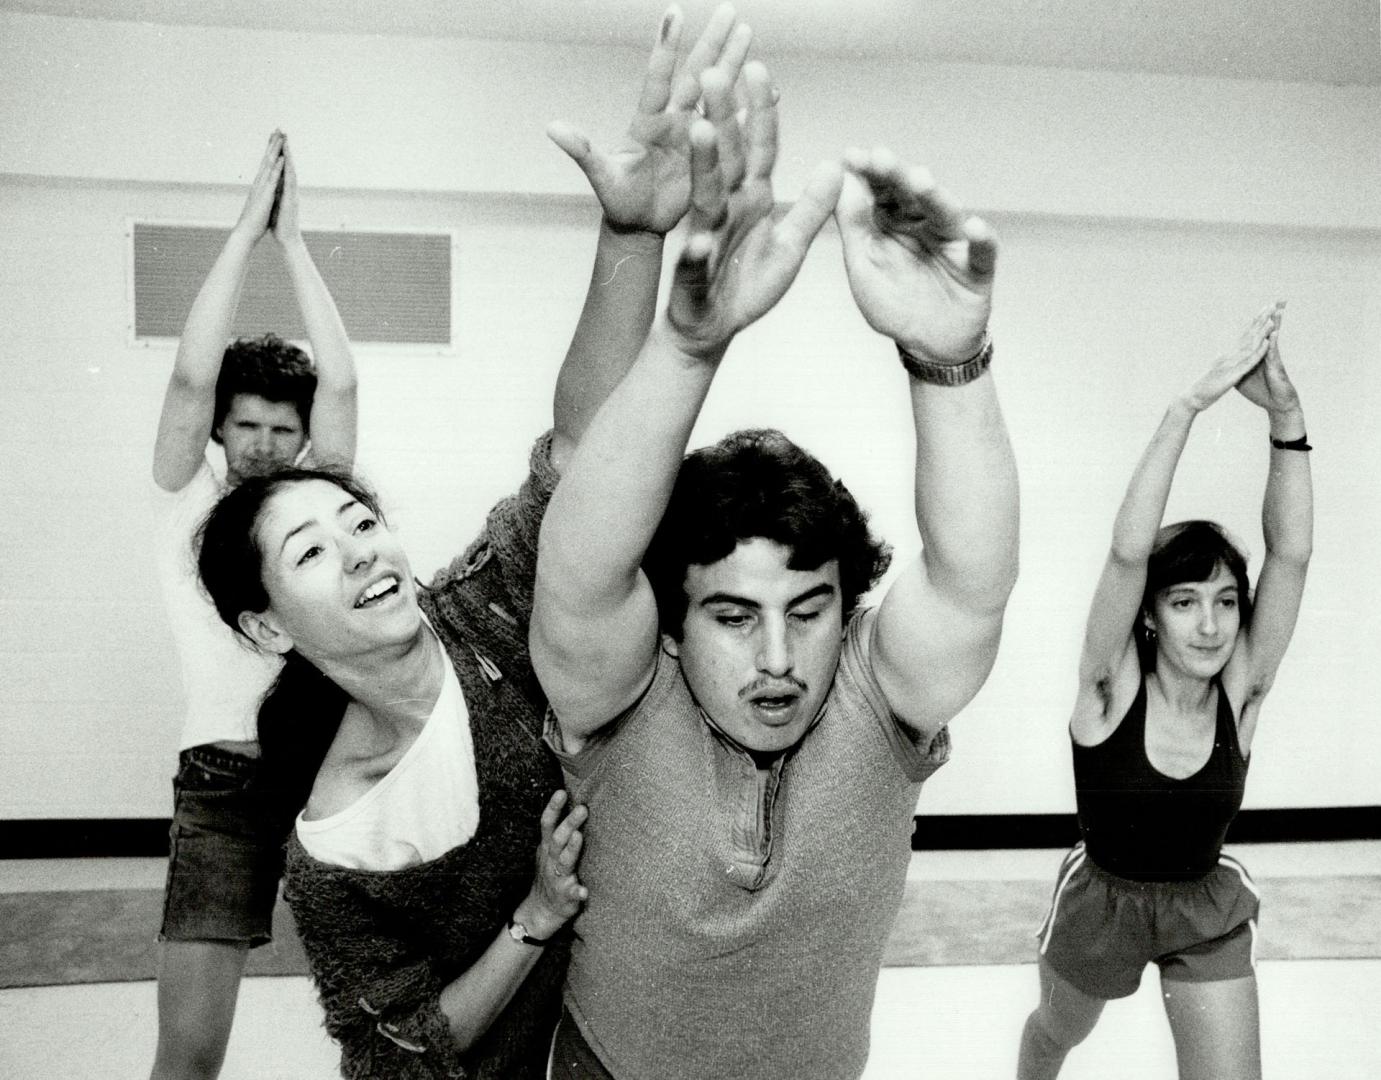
[154,457,282,749]
[295,646,480,870]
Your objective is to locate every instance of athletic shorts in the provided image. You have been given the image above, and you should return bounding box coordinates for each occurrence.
[158,744,287,947]
[1036,841,1260,1000]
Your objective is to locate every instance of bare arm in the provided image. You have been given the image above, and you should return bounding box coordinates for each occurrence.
[1078,402,1194,699]
[271,137,358,469]
[531,64,842,746]
[547,3,752,469]
[291,791,585,1065]
[834,149,1017,741]
[436,792,586,1048]
[1073,306,1281,732]
[1227,316,1312,712]
[151,133,283,491]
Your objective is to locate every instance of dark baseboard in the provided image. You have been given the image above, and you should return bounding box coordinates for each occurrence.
[911,807,1381,850]
[1,819,174,860]
[3,809,1379,859]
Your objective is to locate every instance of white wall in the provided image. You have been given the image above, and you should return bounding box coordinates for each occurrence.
[3,11,1378,228]
[1,10,1377,819]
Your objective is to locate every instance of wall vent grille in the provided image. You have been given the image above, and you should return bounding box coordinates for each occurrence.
[131,223,452,345]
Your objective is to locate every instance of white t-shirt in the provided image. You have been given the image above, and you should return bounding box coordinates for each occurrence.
[294,647,481,870]
[154,456,282,749]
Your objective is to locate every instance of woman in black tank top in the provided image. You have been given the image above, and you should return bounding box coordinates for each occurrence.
[1018,304,1313,1080]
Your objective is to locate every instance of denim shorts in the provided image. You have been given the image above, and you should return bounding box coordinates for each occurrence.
[158,743,289,947]
[1036,841,1260,999]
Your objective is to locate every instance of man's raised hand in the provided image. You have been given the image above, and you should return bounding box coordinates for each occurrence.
[836,147,996,365]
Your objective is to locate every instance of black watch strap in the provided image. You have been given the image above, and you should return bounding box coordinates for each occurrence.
[506,916,550,947]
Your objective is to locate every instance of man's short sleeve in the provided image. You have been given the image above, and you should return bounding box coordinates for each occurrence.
[835,608,951,783]
[543,648,675,791]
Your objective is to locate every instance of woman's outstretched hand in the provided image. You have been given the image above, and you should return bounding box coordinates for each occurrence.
[521,789,589,941]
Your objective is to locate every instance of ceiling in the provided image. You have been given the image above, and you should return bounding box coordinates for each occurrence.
[3,0,1378,85]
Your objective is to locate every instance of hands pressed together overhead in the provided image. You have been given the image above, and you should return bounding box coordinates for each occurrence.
[1183,301,1298,416]
[231,129,302,248]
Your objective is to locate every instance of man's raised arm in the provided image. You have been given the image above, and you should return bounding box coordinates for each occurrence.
[531,63,842,749]
[152,133,284,491]
[547,2,752,470]
[269,137,358,469]
[835,148,1019,742]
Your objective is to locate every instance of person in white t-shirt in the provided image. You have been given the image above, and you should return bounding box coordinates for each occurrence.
[149,130,358,1080]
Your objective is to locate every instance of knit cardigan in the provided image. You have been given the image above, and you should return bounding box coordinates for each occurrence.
[282,435,567,1080]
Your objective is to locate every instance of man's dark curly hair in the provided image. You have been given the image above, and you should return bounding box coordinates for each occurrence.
[211,333,316,442]
[644,429,892,639]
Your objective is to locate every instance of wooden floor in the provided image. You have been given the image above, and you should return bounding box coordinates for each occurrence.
[2,843,1378,1079]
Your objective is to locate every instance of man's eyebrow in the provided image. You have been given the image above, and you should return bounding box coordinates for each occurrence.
[700,592,760,609]
[788,583,836,607]
[698,583,837,609]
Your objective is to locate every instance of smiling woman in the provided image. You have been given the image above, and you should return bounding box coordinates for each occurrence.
[235,475,418,660]
[193,450,590,1080]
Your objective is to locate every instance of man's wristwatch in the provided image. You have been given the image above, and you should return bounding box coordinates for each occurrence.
[507,916,550,947]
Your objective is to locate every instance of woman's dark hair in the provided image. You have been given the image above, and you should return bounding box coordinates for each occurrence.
[211,333,317,441]
[196,467,383,819]
[1135,519,1253,672]
[644,429,892,639]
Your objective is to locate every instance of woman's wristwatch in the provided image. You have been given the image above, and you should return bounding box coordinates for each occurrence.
[506,915,551,947]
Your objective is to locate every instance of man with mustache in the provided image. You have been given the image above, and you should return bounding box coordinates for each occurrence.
[530,57,1020,1080]
[149,131,358,1079]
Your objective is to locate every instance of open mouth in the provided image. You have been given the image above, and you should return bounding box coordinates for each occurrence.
[749,693,801,722]
[354,575,401,609]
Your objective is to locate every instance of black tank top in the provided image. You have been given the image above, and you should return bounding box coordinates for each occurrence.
[1072,678,1248,882]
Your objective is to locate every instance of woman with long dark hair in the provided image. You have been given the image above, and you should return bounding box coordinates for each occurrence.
[1018,303,1312,1080]
[197,454,585,1078]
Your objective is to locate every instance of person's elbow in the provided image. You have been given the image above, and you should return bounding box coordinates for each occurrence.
[1267,537,1313,571]
[317,376,359,410]
[987,548,1021,610]
[936,547,1019,617]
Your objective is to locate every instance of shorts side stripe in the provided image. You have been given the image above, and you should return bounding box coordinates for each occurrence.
[1038,843,1087,955]
[1217,852,1261,902]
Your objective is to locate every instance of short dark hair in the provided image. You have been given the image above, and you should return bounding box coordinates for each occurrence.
[643,429,892,639]
[196,466,384,635]
[211,334,317,443]
[1135,519,1253,671]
